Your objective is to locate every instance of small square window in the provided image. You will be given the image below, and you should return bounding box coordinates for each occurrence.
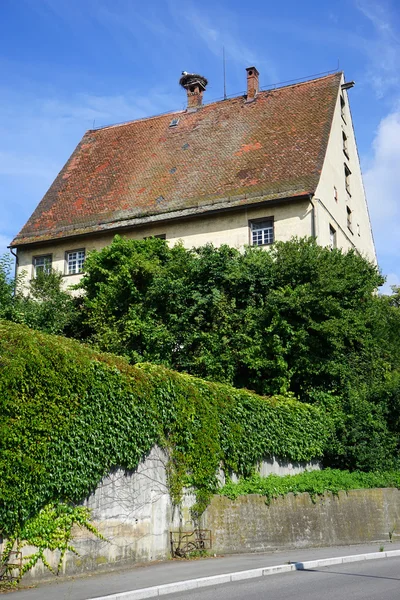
[66,249,85,275]
[33,254,52,277]
[250,219,274,246]
[169,118,179,127]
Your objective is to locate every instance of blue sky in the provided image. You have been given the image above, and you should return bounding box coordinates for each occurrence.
[1,0,399,292]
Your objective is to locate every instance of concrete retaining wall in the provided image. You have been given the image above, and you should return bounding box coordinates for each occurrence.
[202,488,400,554]
[14,447,400,581]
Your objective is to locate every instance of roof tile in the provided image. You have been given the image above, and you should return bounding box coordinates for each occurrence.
[12,73,342,246]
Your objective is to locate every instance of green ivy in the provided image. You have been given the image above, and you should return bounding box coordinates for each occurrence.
[1,503,104,582]
[219,468,400,503]
[0,321,330,535]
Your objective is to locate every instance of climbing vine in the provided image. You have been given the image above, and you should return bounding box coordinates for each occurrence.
[0,321,330,537]
[1,503,104,583]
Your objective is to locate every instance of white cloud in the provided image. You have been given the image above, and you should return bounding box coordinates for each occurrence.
[364,108,400,279]
[356,0,400,97]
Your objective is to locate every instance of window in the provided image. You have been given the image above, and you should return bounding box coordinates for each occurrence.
[344,163,351,196]
[169,118,179,127]
[346,206,353,233]
[329,225,337,249]
[250,219,274,246]
[342,131,349,158]
[340,95,346,122]
[66,249,85,275]
[33,254,52,277]
[334,186,338,202]
[144,233,166,240]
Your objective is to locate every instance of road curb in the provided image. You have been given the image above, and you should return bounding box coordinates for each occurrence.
[89,549,400,600]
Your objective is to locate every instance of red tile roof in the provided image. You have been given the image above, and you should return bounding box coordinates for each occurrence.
[12,73,342,247]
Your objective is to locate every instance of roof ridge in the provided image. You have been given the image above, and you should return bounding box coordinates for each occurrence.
[91,71,343,133]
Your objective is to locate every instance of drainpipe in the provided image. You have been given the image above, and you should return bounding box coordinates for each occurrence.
[8,246,18,293]
[310,195,319,241]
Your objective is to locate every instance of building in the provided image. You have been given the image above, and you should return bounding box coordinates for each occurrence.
[10,67,376,287]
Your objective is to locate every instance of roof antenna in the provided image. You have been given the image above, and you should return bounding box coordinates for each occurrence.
[92,119,96,129]
[223,46,227,100]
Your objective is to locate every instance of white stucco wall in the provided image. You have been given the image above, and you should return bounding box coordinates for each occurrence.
[314,75,376,263]
[15,199,313,290]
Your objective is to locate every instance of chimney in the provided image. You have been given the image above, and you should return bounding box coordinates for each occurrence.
[246,66,259,101]
[179,72,208,110]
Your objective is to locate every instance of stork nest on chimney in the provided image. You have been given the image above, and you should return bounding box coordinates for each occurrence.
[179,73,208,89]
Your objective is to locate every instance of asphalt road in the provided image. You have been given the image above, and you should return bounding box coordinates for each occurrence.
[170,557,400,600]
[11,544,400,600]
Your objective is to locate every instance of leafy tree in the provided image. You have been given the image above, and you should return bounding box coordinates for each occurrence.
[79,235,387,397]
[17,269,79,335]
[389,285,400,308]
[77,235,400,470]
[0,254,17,320]
[0,256,79,335]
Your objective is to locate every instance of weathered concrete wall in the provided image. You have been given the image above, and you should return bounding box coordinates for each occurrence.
[18,450,319,580]
[16,447,399,582]
[202,488,400,554]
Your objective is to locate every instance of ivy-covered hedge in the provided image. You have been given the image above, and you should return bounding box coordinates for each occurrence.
[219,469,400,503]
[0,321,330,536]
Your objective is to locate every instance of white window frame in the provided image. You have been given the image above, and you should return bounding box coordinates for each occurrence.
[250,218,274,246]
[66,249,85,275]
[33,254,52,278]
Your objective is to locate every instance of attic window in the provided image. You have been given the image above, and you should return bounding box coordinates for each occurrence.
[340,95,346,123]
[342,131,349,158]
[344,163,351,196]
[347,206,353,233]
[329,225,337,250]
[169,118,180,127]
